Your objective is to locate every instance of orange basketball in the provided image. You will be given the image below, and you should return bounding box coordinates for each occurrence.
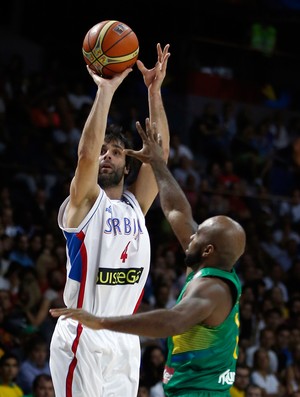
[82,20,139,78]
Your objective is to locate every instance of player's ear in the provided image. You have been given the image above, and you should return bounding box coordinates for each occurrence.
[124,165,130,175]
[202,244,214,257]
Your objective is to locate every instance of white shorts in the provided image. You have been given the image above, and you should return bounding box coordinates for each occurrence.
[49,317,140,397]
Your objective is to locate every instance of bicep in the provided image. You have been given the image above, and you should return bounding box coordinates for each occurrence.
[67,161,100,227]
[70,158,100,205]
[128,163,159,215]
[170,287,217,330]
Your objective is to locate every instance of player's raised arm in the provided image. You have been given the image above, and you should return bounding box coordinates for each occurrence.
[128,43,171,215]
[66,67,132,228]
[125,119,198,252]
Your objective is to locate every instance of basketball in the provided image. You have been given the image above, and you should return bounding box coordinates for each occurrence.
[82,20,139,78]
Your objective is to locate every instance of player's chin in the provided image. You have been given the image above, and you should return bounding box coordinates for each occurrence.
[100,168,112,174]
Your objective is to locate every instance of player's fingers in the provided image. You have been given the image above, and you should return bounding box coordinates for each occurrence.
[162,44,170,57]
[157,133,163,147]
[157,43,163,61]
[145,119,156,142]
[136,59,146,73]
[135,121,148,141]
[112,67,132,83]
[86,65,96,75]
[123,149,139,158]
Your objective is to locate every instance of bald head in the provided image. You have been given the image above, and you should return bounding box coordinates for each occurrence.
[185,215,246,271]
[202,216,246,268]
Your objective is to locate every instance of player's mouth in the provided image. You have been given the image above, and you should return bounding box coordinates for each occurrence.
[100,163,113,173]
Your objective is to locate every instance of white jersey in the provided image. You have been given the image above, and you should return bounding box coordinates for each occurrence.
[50,189,151,397]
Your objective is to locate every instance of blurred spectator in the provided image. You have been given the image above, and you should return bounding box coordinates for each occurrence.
[227,180,252,221]
[3,261,22,301]
[285,296,300,329]
[67,81,93,111]
[220,100,237,147]
[25,373,55,397]
[172,155,201,191]
[140,345,166,397]
[279,188,300,225]
[230,364,251,397]
[263,264,289,303]
[37,268,65,345]
[29,94,60,131]
[273,217,300,256]
[207,189,230,217]
[231,122,260,183]
[260,227,293,272]
[8,234,34,268]
[218,159,241,189]
[168,133,194,171]
[269,110,290,150]
[266,136,300,196]
[0,352,24,396]
[245,384,264,397]
[256,307,284,337]
[239,301,258,348]
[17,334,51,394]
[250,347,283,397]
[1,206,24,238]
[28,234,43,263]
[189,101,221,163]
[0,302,20,359]
[137,380,151,397]
[246,327,278,373]
[266,286,289,320]
[237,345,247,367]
[150,281,176,311]
[273,325,293,378]
[285,343,300,396]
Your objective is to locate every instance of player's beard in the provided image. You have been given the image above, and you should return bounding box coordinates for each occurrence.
[99,166,125,189]
[184,249,203,269]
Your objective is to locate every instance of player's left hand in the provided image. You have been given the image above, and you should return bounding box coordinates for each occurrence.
[124,118,163,164]
[137,43,170,90]
[49,308,103,330]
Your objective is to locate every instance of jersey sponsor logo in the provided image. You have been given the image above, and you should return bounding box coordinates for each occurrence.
[96,267,144,285]
[218,369,235,385]
[163,366,174,384]
[104,217,143,236]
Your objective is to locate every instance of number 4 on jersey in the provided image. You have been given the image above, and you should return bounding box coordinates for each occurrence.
[120,242,131,263]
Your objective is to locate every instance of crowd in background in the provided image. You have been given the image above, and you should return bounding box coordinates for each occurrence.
[0,52,300,397]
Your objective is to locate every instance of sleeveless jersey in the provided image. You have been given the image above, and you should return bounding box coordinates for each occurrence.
[58,189,150,315]
[163,267,242,397]
[49,189,151,397]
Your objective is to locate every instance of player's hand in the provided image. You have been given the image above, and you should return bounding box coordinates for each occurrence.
[124,118,164,164]
[86,65,132,90]
[137,43,170,90]
[49,308,103,330]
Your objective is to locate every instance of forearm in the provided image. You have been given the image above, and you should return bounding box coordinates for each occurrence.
[150,155,196,249]
[151,156,192,216]
[149,91,170,160]
[100,309,183,337]
[78,87,114,159]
